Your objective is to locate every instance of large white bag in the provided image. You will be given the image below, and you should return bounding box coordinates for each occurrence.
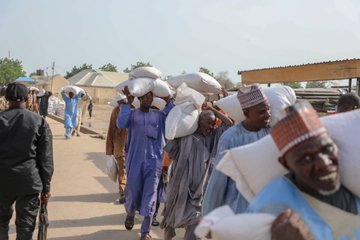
[215,94,245,123]
[167,72,222,95]
[264,86,297,126]
[217,109,360,200]
[174,83,205,109]
[165,83,204,140]
[129,66,161,80]
[108,94,127,108]
[114,78,154,97]
[195,206,274,240]
[29,86,40,93]
[165,103,200,140]
[62,85,85,95]
[106,155,118,183]
[215,86,296,124]
[132,97,167,110]
[152,79,172,98]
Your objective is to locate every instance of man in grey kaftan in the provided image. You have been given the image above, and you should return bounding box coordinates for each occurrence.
[161,106,233,240]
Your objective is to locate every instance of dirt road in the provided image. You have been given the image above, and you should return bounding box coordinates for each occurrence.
[9,117,184,240]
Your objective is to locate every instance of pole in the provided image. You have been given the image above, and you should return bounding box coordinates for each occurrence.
[357,78,360,96]
[267,83,271,87]
[348,78,352,93]
[50,62,55,92]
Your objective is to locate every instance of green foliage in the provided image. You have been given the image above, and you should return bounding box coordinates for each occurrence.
[282,82,302,89]
[123,61,152,73]
[199,67,215,78]
[29,72,37,77]
[305,81,327,88]
[65,63,93,79]
[99,63,117,72]
[0,58,26,85]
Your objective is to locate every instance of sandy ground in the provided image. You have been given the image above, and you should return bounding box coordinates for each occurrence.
[8,110,185,240]
[81,104,115,136]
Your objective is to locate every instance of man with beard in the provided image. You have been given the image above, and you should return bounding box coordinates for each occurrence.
[248,101,360,240]
[161,103,233,240]
[117,86,174,240]
[202,84,271,215]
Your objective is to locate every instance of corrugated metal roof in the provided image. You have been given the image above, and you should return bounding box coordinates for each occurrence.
[67,70,129,87]
[238,58,360,74]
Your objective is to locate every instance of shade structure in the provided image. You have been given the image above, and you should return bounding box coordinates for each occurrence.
[15,76,36,85]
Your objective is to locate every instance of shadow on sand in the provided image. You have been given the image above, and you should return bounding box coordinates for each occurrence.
[51,192,119,204]
[49,229,163,240]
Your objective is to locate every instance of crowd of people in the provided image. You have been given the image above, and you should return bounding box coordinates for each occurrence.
[1,79,360,240]
[105,79,360,240]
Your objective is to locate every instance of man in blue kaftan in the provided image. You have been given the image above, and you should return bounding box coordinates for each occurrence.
[202,84,271,215]
[248,101,360,240]
[117,87,173,240]
[61,91,83,139]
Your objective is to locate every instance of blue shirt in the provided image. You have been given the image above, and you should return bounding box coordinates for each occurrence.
[202,122,269,215]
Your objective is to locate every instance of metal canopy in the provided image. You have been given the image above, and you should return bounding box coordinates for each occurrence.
[238,59,360,85]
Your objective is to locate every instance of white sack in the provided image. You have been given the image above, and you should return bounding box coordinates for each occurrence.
[174,83,205,109]
[114,78,154,97]
[132,97,167,110]
[106,155,118,183]
[167,72,222,95]
[215,86,296,125]
[62,85,85,95]
[195,206,235,239]
[321,109,360,198]
[37,89,46,97]
[108,94,127,108]
[215,94,245,123]
[152,79,172,98]
[217,109,360,200]
[29,86,40,93]
[165,103,200,140]
[265,86,297,126]
[195,205,274,240]
[217,135,284,201]
[129,66,161,80]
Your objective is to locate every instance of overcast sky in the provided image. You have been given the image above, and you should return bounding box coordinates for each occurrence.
[1,0,359,82]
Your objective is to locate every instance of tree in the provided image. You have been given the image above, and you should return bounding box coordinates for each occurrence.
[0,58,26,85]
[29,72,37,77]
[305,81,327,88]
[282,82,302,89]
[99,63,117,72]
[215,71,234,90]
[199,67,215,78]
[65,63,93,79]
[123,61,152,73]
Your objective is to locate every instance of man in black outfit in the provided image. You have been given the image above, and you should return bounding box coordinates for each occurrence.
[37,90,52,118]
[0,83,54,240]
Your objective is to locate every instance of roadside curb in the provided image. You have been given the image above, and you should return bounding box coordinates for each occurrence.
[47,114,105,138]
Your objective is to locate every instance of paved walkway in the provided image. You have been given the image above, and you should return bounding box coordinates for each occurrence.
[9,118,184,240]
